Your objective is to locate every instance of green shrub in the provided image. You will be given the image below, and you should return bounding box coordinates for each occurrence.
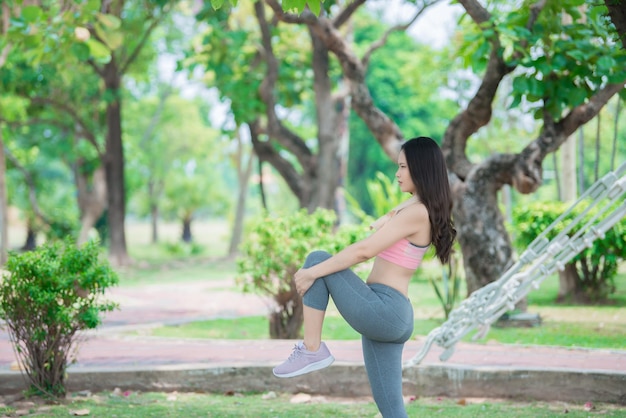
[236,208,368,338]
[513,201,626,303]
[162,241,205,257]
[0,239,119,398]
[430,253,461,319]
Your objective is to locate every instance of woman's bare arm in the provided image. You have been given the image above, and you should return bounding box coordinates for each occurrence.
[294,204,429,295]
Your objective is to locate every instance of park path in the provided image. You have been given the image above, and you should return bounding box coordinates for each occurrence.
[99,279,272,329]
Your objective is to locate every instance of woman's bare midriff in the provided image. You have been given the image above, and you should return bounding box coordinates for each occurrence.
[366,257,414,297]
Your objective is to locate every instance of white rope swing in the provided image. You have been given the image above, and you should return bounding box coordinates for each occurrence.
[404,161,626,369]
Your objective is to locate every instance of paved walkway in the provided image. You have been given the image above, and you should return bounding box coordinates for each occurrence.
[1,279,625,402]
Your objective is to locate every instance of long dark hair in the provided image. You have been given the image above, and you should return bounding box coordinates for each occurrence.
[401,136,456,264]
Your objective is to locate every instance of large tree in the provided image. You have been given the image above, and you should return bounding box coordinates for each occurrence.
[192,2,351,213]
[212,0,626,297]
[2,1,180,265]
[87,0,177,266]
[441,0,625,294]
[193,1,454,216]
[13,3,179,253]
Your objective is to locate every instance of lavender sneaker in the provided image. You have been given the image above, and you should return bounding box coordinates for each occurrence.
[273,341,335,378]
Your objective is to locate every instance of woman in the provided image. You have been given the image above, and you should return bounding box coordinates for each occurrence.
[273,136,456,418]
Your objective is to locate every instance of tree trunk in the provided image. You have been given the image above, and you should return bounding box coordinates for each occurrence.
[611,97,621,171]
[605,1,626,49]
[94,210,109,246]
[75,167,107,245]
[148,177,160,243]
[252,3,345,212]
[22,222,36,252]
[270,289,304,339]
[307,28,344,212]
[578,128,585,193]
[150,203,159,244]
[103,60,130,266]
[560,135,577,202]
[451,168,514,296]
[181,217,192,243]
[557,264,579,302]
[228,164,253,256]
[228,125,255,257]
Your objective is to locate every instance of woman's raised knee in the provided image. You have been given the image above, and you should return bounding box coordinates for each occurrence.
[304,250,331,268]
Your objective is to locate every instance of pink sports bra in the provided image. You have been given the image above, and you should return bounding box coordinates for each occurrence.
[378,238,429,270]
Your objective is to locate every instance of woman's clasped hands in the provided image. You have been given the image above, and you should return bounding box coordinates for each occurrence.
[294,268,316,297]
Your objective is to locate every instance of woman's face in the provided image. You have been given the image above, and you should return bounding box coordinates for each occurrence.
[396,150,416,194]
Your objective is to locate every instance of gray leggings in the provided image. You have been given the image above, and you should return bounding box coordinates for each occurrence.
[302,251,414,418]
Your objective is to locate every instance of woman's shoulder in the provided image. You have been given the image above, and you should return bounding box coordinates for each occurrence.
[395,200,429,222]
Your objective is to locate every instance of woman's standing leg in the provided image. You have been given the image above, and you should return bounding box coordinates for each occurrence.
[362,337,408,418]
[302,306,325,351]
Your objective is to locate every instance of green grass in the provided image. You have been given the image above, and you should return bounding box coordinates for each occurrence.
[117,258,237,287]
[1,392,624,417]
[147,314,626,349]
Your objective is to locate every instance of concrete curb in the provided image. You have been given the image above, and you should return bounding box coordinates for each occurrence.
[2,364,625,404]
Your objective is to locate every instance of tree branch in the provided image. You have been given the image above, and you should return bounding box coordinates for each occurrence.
[265,0,316,24]
[506,81,626,195]
[443,0,548,180]
[270,2,403,160]
[28,97,103,155]
[0,117,69,133]
[457,0,491,26]
[255,1,314,168]
[119,13,165,75]
[559,82,626,138]
[333,0,366,28]
[249,120,306,205]
[86,58,107,78]
[605,0,626,49]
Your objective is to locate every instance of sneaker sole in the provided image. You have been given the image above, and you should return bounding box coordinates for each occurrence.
[272,355,335,378]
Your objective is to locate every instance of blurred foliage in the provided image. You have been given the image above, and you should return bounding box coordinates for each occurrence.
[236,208,369,337]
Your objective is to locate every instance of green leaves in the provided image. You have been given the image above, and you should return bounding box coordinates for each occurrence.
[70,42,91,61]
[4,3,117,66]
[21,6,43,23]
[430,255,461,320]
[67,12,123,63]
[237,209,369,296]
[96,13,121,30]
[280,0,325,15]
[208,0,323,15]
[93,13,124,52]
[187,15,266,125]
[85,38,112,62]
[456,2,626,120]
